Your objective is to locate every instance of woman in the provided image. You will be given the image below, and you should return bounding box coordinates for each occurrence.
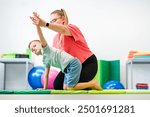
[30,9,99,89]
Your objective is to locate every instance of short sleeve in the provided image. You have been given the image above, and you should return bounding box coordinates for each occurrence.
[42,45,51,68]
[52,34,60,47]
[67,24,85,42]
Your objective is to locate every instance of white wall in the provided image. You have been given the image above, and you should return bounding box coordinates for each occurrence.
[0,0,150,85]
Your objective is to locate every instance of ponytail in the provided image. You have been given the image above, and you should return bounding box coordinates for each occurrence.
[61,9,68,25]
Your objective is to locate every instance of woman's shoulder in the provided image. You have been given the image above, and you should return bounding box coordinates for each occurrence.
[67,24,81,32]
[68,24,78,28]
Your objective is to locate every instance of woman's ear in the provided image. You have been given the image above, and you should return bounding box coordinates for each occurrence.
[61,16,65,23]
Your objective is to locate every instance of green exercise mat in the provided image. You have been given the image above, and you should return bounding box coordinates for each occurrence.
[100,60,110,86]
[100,60,120,86]
[14,90,51,94]
[51,90,88,94]
[0,90,14,94]
[126,90,150,94]
[109,60,120,81]
[1,90,150,94]
[88,90,126,94]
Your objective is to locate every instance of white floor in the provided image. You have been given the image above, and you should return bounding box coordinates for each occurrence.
[0,94,150,100]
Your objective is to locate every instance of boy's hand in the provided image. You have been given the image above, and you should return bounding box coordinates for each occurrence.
[0,53,5,57]
[36,88,46,90]
[30,12,46,27]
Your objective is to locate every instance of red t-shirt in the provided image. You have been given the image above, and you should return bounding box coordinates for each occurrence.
[52,24,93,63]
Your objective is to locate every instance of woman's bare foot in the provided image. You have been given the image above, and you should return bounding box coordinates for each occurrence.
[89,80,103,90]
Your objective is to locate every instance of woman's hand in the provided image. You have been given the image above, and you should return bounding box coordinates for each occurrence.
[30,12,46,27]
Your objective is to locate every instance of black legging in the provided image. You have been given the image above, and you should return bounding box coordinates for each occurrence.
[53,54,98,89]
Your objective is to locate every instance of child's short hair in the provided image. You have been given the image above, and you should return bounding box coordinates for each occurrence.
[28,40,40,49]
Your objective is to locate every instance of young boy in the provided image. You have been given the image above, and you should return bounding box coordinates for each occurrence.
[28,25,102,90]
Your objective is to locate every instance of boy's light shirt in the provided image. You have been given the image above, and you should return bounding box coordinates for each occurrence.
[41,45,74,72]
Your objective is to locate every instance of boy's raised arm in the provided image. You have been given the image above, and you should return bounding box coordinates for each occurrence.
[36,26,47,47]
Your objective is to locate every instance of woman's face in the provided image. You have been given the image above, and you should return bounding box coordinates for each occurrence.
[29,41,41,55]
[50,13,64,24]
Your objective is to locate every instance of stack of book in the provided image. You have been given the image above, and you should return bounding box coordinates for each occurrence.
[128,51,150,59]
[136,83,149,89]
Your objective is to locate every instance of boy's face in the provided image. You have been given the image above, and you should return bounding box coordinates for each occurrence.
[29,41,41,55]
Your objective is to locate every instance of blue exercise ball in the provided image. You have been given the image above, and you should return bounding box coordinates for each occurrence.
[103,80,125,89]
[28,66,45,89]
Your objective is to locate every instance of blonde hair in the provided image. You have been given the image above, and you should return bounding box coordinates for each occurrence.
[51,9,68,25]
[28,40,40,49]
